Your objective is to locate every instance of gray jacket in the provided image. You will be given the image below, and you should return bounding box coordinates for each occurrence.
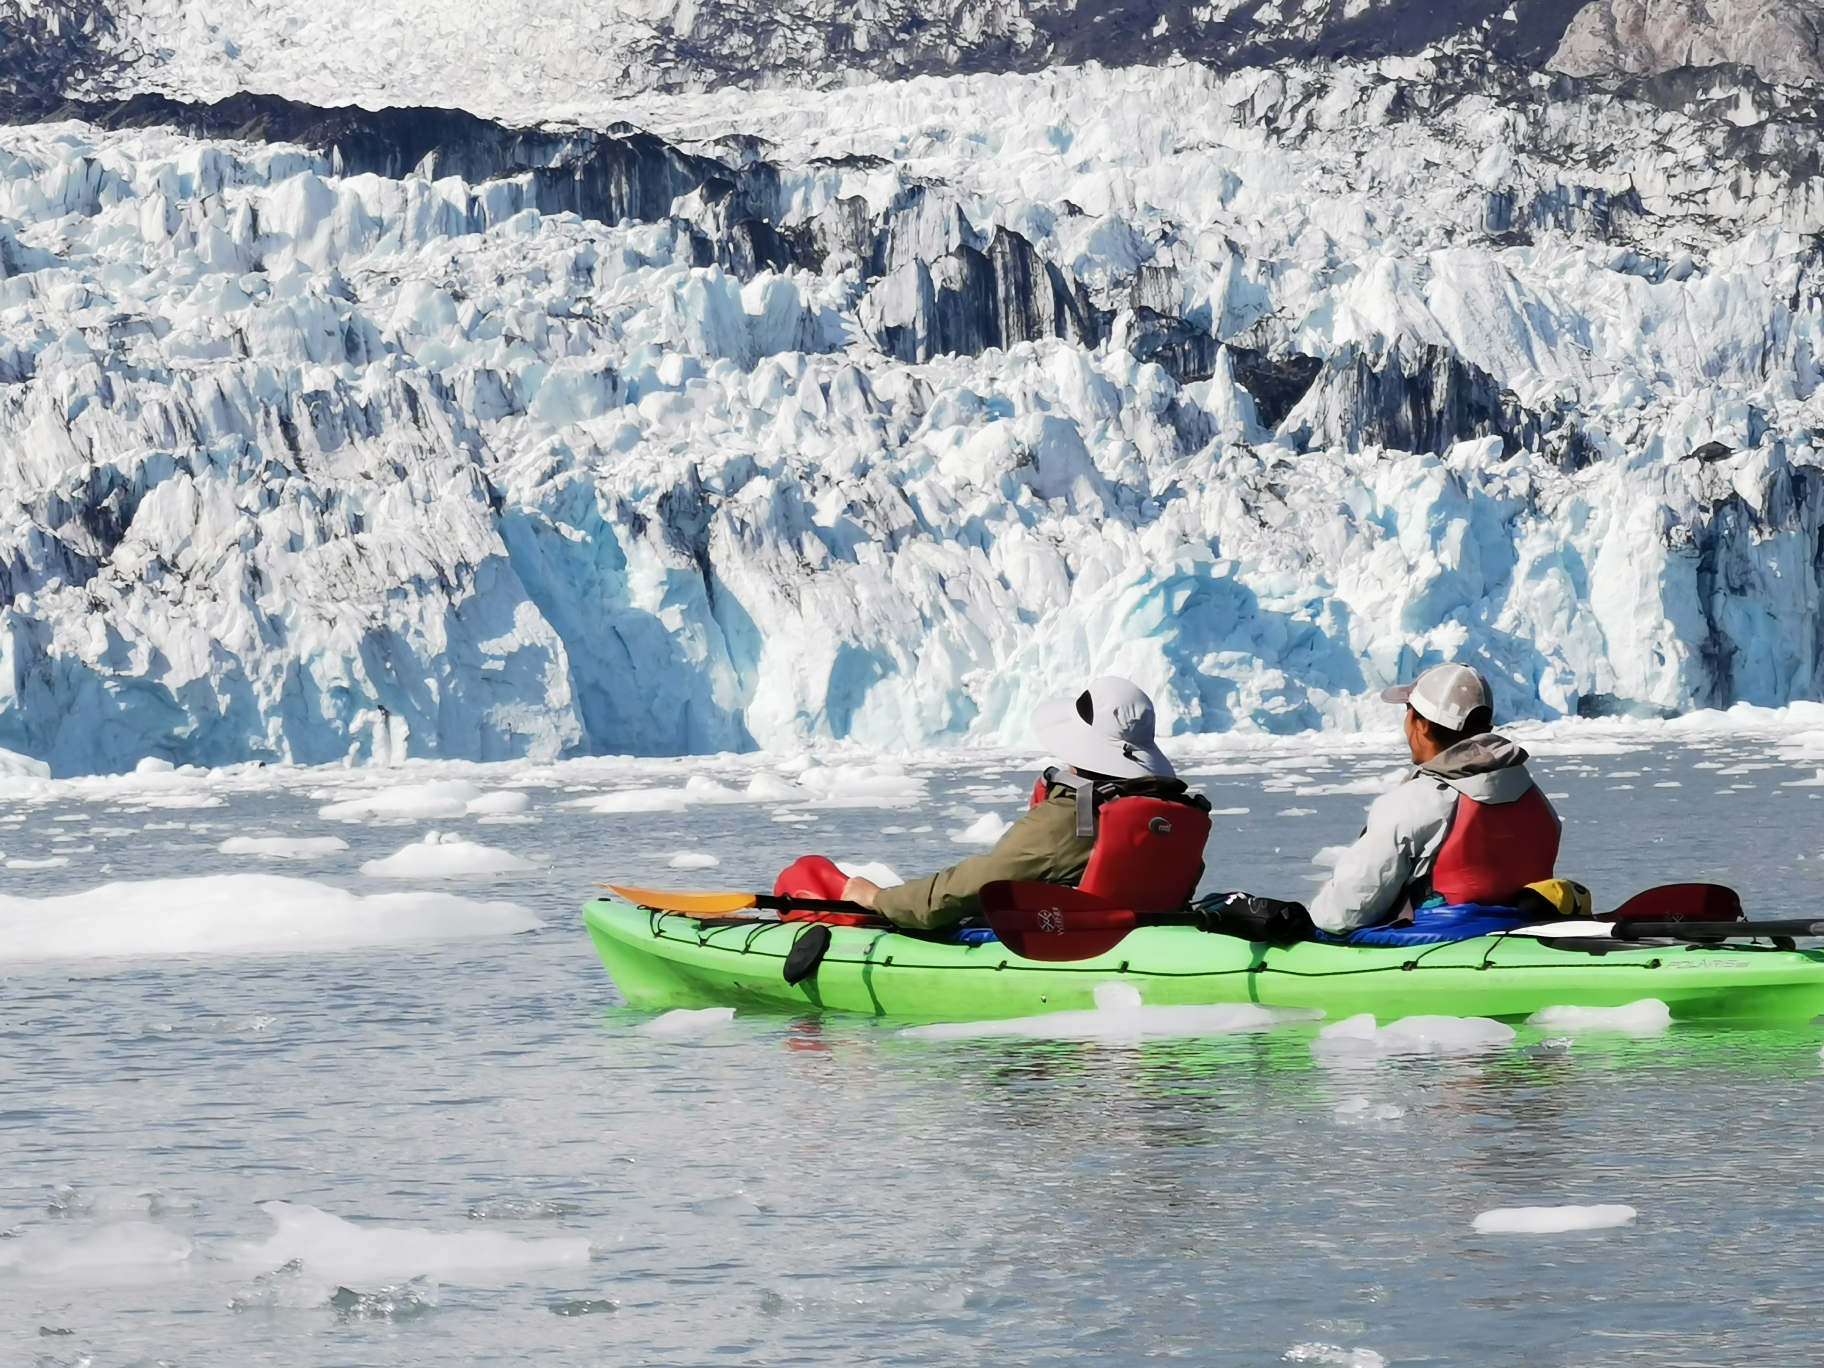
[1307,735,1559,934]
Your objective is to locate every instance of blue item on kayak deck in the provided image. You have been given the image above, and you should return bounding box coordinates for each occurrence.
[1337,903,1531,947]
[954,926,1000,946]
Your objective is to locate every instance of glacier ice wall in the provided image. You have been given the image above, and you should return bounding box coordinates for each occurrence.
[0,42,1821,772]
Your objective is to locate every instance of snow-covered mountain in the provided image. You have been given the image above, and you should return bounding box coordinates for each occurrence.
[0,1,1819,772]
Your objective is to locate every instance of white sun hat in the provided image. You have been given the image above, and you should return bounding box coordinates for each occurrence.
[1381,663,1494,731]
[1032,677,1175,780]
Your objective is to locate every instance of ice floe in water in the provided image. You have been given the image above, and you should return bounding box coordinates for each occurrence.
[1526,999,1673,1035]
[901,982,1321,1042]
[359,832,541,878]
[0,1221,194,1280]
[466,790,533,816]
[668,851,722,869]
[219,835,351,859]
[836,860,903,887]
[1313,1014,1517,1060]
[1333,1096,1406,1122]
[1283,1344,1388,1367]
[950,813,1012,845]
[318,782,519,823]
[231,1201,590,1286]
[567,788,692,814]
[0,875,540,962]
[639,1007,737,1037]
[1472,1204,1638,1234]
[565,766,924,816]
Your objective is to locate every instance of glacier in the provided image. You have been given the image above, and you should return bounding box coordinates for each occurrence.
[0,4,1820,772]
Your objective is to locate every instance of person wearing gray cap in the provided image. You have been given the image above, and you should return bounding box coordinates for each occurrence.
[832,677,1210,929]
[1307,663,1562,934]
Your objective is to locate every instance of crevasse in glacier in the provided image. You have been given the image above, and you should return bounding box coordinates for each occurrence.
[0,8,1821,773]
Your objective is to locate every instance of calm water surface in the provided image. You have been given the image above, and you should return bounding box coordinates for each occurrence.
[3,727,1822,1366]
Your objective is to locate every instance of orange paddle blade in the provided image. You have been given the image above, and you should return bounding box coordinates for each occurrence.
[599,885,760,916]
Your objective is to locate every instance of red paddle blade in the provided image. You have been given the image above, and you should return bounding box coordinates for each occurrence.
[1602,883,1743,923]
[980,881,1137,962]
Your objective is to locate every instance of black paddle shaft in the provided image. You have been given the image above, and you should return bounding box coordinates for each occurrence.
[1614,919,1824,940]
[754,895,871,914]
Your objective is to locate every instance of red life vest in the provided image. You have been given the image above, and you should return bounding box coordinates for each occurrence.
[1077,796,1211,913]
[1428,785,1560,906]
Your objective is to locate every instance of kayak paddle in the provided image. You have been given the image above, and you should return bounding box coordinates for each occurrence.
[1600,883,1744,923]
[1613,919,1824,941]
[600,884,872,919]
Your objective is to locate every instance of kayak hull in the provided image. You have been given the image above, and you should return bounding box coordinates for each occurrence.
[582,900,1824,1024]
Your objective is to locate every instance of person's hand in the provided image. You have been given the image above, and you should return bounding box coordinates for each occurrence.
[841,876,881,909]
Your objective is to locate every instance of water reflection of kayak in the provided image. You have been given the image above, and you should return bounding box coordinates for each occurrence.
[582,898,1824,1024]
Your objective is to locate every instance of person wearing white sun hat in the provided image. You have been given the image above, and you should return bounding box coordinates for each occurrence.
[825,677,1208,930]
[1307,662,1562,934]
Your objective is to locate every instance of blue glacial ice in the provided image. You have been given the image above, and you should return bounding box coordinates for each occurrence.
[0,32,1819,773]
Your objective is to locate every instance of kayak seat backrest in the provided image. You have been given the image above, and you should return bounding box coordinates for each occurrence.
[1077,796,1211,913]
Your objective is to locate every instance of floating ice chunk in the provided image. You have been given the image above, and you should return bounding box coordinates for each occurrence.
[1526,999,1672,1035]
[746,773,799,801]
[1333,1096,1406,1121]
[1277,807,1316,817]
[0,874,540,961]
[1209,807,1250,815]
[0,746,50,779]
[1295,773,1402,796]
[1094,982,1143,1010]
[836,860,903,887]
[1472,1204,1637,1234]
[319,782,484,823]
[360,833,540,878]
[950,813,1010,845]
[796,764,926,809]
[1283,1343,1387,1366]
[668,851,721,869]
[135,758,176,774]
[1781,769,1824,787]
[681,775,747,803]
[901,985,1321,1041]
[7,855,69,869]
[134,793,226,810]
[1314,1013,1516,1058]
[564,788,691,814]
[465,790,531,816]
[231,1202,590,1286]
[219,835,351,859]
[0,1221,193,1279]
[639,1007,736,1036]
[467,1198,574,1221]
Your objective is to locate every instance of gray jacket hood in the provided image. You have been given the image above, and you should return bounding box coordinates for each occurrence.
[1416,733,1535,804]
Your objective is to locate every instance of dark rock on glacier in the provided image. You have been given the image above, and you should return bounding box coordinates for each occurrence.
[1227,351,1324,431]
[1286,345,1560,458]
[0,0,125,119]
[1551,0,1824,88]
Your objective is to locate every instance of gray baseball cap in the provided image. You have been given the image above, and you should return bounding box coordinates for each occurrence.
[1381,663,1493,732]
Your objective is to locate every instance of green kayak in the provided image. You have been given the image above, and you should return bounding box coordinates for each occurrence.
[583,899,1824,1024]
